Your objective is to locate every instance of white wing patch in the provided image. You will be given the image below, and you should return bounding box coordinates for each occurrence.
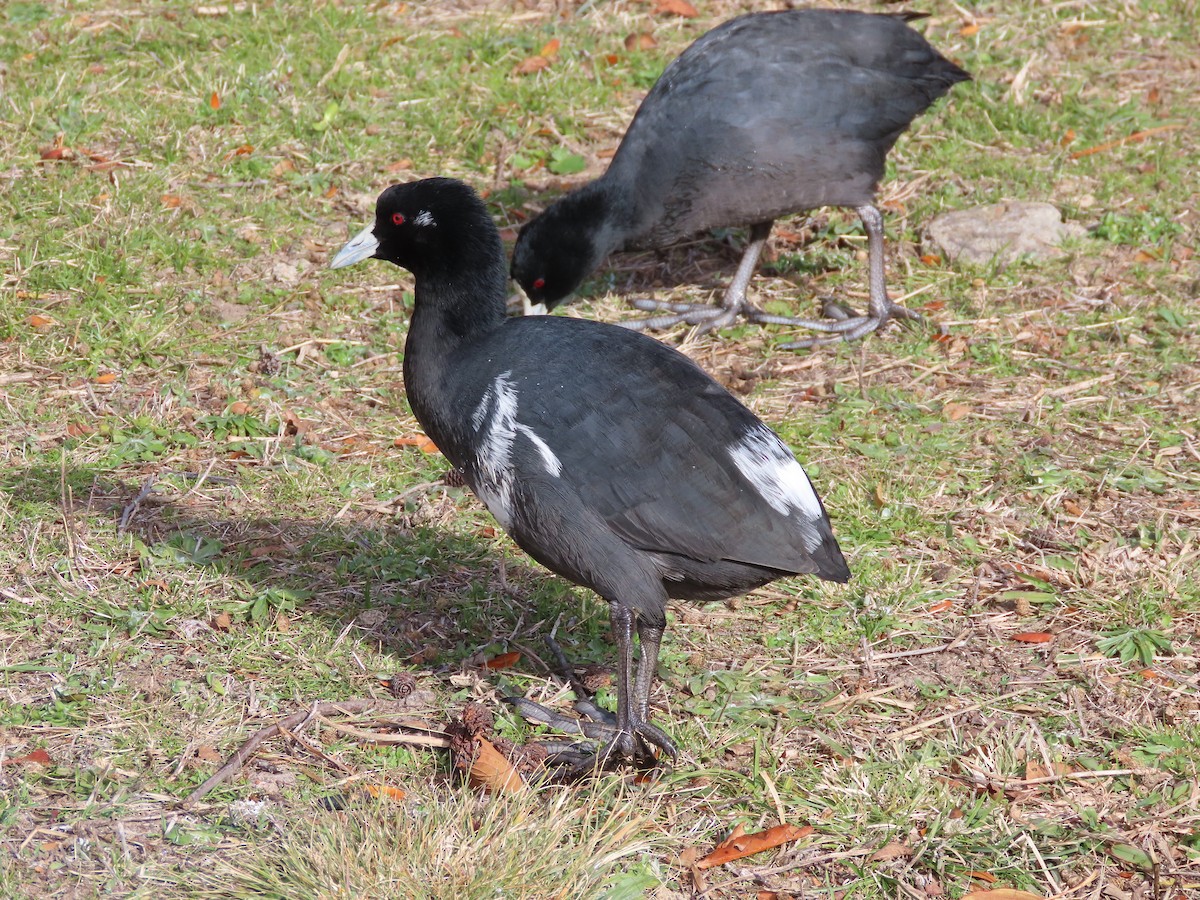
[413,209,436,227]
[729,423,824,522]
[471,371,562,528]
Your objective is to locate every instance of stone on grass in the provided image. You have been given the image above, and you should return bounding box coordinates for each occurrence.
[925,201,1087,265]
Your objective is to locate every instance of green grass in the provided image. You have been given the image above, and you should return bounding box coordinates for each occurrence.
[2,0,1199,897]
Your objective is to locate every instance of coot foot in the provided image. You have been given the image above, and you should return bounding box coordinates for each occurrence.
[623,205,924,349]
[503,616,679,775]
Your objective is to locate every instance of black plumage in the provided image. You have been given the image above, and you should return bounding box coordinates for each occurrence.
[331,178,849,770]
[510,9,970,348]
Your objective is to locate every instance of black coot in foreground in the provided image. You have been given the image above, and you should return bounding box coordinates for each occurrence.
[331,178,849,771]
[511,9,970,349]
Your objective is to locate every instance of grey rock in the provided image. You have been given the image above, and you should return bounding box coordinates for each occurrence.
[925,201,1087,265]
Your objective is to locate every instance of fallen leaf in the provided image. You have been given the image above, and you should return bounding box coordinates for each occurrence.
[232,143,253,156]
[514,55,552,75]
[624,32,657,51]
[363,784,407,802]
[209,90,221,110]
[1059,128,1076,148]
[469,737,525,794]
[195,744,223,763]
[95,372,118,385]
[485,651,522,670]
[271,159,297,177]
[393,434,440,454]
[386,158,413,173]
[695,823,812,869]
[162,194,184,208]
[212,612,233,632]
[2,748,53,767]
[965,871,998,884]
[1069,123,1182,159]
[959,22,980,36]
[655,0,698,17]
[227,400,250,415]
[963,891,1045,900]
[27,314,55,328]
[538,38,560,59]
[920,253,943,266]
[943,401,971,421]
[869,840,913,862]
[929,600,954,614]
[66,422,93,437]
[1011,632,1054,643]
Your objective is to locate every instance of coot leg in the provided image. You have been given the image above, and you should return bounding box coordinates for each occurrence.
[505,603,678,774]
[625,206,924,348]
[626,221,773,332]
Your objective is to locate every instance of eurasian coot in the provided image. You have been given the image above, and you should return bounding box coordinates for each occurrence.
[330,178,849,771]
[511,9,969,348]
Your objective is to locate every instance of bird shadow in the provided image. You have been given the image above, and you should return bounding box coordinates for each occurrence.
[5,462,609,681]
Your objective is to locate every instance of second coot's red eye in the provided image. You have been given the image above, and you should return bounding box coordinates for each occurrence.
[532,277,546,290]
[392,212,405,225]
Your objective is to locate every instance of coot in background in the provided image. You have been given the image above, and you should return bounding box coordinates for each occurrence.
[511,9,970,349]
[330,178,849,770]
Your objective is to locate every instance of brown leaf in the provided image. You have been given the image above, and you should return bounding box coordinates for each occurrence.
[624,32,657,51]
[469,737,526,794]
[485,651,522,670]
[514,55,552,75]
[27,314,55,328]
[869,840,913,862]
[195,744,223,763]
[538,38,560,59]
[1012,632,1054,644]
[943,401,971,421]
[210,90,221,110]
[655,0,698,17]
[2,748,52,767]
[1059,128,1076,148]
[161,194,184,208]
[920,253,943,266]
[95,372,118,385]
[271,158,297,177]
[386,158,413,173]
[212,611,233,632]
[959,22,980,36]
[695,823,813,869]
[963,891,1044,900]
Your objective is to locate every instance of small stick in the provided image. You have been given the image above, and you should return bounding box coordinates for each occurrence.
[182,699,418,805]
[1069,123,1182,159]
[117,477,158,534]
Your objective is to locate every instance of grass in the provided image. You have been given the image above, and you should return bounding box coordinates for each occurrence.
[2,0,1198,897]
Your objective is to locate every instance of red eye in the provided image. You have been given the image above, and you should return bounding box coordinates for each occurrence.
[532,277,546,290]
[392,212,405,226]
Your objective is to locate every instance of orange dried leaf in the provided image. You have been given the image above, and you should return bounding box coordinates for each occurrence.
[1059,128,1076,148]
[539,38,560,59]
[485,651,522,670]
[695,823,812,869]
[234,143,253,156]
[1069,123,1181,159]
[963,891,1044,900]
[209,90,221,110]
[959,22,980,36]
[965,871,998,884]
[386,158,413,173]
[943,402,971,421]
[27,314,55,328]
[271,159,297,177]
[514,55,552,75]
[1012,631,1053,643]
[469,737,525,794]
[625,32,658,51]
[363,784,407,802]
[95,372,118,384]
[920,253,943,266]
[394,434,440,454]
[162,194,184,208]
[2,748,52,767]
[929,600,954,614]
[655,0,698,17]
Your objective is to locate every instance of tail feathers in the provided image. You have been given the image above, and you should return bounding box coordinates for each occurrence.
[806,517,851,583]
